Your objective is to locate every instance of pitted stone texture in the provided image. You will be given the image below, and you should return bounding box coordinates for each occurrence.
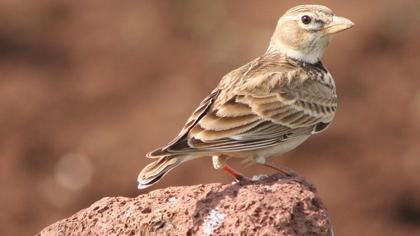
[38,174,332,236]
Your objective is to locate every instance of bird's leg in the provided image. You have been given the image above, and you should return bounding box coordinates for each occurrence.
[254,157,294,176]
[213,155,247,181]
[262,162,294,176]
[222,165,247,181]
[212,155,226,170]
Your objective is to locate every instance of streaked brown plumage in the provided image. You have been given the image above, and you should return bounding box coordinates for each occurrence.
[137,4,354,189]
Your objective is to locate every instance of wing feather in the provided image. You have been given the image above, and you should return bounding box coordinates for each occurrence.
[147,57,337,157]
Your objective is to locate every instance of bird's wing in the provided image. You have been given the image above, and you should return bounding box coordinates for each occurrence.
[148,66,337,156]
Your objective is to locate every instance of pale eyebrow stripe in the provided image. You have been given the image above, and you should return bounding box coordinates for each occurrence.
[287,6,310,13]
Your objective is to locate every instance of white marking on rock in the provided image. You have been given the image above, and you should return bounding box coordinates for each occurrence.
[167,197,177,205]
[123,204,136,219]
[252,175,269,181]
[202,208,226,236]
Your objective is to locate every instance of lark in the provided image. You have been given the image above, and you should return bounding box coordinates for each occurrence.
[137,5,354,189]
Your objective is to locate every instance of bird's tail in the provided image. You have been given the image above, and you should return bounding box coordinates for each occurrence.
[137,155,182,189]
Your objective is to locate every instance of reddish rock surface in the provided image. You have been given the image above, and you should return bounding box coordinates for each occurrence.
[38,174,331,236]
[2,2,420,236]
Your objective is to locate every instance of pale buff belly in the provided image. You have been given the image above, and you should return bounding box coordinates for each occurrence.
[228,135,311,162]
[185,135,311,164]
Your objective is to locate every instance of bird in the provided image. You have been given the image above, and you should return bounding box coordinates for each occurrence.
[137,4,354,189]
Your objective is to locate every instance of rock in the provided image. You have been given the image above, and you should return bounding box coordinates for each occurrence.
[37,174,332,236]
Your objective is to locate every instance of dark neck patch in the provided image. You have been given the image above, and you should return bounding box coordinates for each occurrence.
[312,61,328,72]
[292,58,328,73]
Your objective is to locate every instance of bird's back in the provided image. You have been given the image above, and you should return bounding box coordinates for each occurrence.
[147,52,337,159]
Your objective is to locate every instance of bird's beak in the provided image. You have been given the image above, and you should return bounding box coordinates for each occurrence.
[324,16,354,34]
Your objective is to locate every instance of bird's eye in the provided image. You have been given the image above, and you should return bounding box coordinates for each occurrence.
[301,15,312,24]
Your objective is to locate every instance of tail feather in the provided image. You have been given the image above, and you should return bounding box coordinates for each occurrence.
[137,156,181,189]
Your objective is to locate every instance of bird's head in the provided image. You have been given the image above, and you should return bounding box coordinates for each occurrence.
[268,5,354,64]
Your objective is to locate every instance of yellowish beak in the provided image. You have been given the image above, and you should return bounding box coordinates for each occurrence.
[324,16,354,34]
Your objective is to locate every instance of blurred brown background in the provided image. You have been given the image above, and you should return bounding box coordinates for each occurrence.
[0,0,419,235]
